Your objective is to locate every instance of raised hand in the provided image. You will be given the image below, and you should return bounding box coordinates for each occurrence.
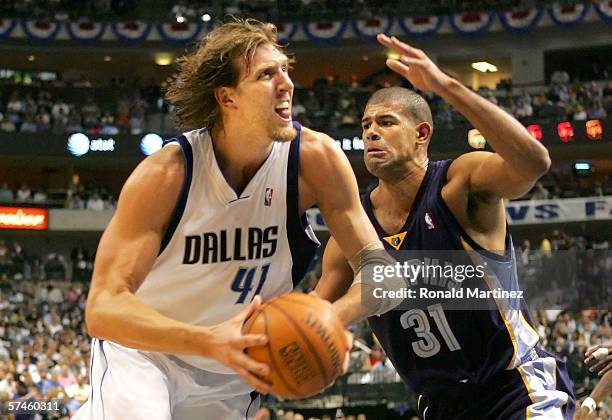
[377,33,453,95]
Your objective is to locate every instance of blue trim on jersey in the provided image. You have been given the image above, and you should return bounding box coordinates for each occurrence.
[89,338,96,402]
[286,122,318,286]
[98,339,108,420]
[159,135,194,255]
[245,391,259,419]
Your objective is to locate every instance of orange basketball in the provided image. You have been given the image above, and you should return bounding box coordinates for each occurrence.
[243,293,348,399]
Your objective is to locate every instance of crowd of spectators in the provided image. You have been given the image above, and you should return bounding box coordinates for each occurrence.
[0,0,136,20]
[0,230,609,418]
[1,0,582,22]
[0,182,117,210]
[1,161,608,212]
[0,83,160,136]
[1,70,610,137]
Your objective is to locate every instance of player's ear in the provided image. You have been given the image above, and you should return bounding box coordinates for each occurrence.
[214,87,236,110]
[415,121,432,144]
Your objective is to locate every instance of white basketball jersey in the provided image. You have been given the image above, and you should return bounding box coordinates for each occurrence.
[136,124,319,373]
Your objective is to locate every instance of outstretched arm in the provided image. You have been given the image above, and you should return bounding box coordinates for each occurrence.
[378,34,550,201]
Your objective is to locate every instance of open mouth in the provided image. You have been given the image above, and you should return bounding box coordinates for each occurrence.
[275,100,291,121]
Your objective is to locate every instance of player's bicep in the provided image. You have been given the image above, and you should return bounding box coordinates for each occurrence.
[89,149,183,299]
[315,237,354,303]
[453,152,540,200]
[301,131,379,259]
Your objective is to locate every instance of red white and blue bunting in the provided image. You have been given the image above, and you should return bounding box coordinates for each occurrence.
[498,8,543,34]
[275,22,298,45]
[156,21,204,46]
[449,12,494,37]
[398,15,443,39]
[593,0,612,23]
[0,18,16,40]
[111,21,152,45]
[547,2,589,27]
[351,17,393,43]
[65,21,106,45]
[21,20,61,43]
[302,21,347,45]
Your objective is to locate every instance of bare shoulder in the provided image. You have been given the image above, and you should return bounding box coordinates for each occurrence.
[116,145,184,232]
[447,151,492,182]
[299,126,340,158]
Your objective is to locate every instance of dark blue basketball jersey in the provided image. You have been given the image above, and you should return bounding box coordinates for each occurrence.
[363,160,574,419]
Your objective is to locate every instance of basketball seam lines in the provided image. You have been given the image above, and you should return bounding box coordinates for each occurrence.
[261,308,300,398]
[269,301,330,388]
[278,296,346,378]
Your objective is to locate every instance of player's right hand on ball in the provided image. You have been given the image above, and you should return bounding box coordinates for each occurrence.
[207,295,271,393]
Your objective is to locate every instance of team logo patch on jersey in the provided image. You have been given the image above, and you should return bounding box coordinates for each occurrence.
[264,188,273,206]
[383,231,407,250]
[425,212,435,230]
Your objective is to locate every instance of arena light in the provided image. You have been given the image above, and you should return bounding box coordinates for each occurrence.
[573,162,591,177]
[334,137,364,151]
[586,119,602,140]
[557,121,574,142]
[201,13,211,22]
[67,133,90,156]
[0,207,47,230]
[471,61,498,72]
[140,133,164,156]
[526,124,542,141]
[27,55,35,62]
[386,50,400,60]
[176,15,185,23]
[104,55,112,62]
[468,129,486,149]
[154,53,174,66]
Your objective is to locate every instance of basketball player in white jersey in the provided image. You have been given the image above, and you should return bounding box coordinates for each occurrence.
[72,19,385,420]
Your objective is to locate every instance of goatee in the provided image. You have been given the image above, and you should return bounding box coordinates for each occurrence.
[272,125,297,142]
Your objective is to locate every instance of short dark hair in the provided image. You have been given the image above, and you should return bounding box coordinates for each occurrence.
[366,87,433,127]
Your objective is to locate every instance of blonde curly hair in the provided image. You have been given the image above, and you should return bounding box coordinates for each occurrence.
[164,18,283,130]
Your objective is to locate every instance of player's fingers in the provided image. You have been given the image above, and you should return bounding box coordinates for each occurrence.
[598,363,612,376]
[239,333,268,348]
[585,344,601,357]
[386,59,411,77]
[377,34,418,57]
[233,351,270,377]
[589,355,612,373]
[238,295,262,323]
[235,367,271,394]
[345,331,354,350]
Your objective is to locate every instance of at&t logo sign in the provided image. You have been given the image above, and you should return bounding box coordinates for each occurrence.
[67,133,115,156]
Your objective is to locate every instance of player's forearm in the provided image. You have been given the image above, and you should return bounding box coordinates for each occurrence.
[439,79,550,179]
[591,370,612,403]
[86,289,211,356]
[332,283,370,326]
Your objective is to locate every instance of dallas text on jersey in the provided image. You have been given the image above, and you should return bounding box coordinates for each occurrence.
[182,226,279,264]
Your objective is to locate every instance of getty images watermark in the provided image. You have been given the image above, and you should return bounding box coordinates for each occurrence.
[361,249,610,311]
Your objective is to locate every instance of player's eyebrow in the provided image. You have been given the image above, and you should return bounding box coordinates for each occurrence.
[362,113,398,124]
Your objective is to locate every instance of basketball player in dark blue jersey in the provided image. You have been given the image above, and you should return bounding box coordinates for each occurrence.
[322,34,575,419]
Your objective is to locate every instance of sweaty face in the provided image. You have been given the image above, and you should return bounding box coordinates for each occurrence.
[361,101,416,178]
[233,43,296,142]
